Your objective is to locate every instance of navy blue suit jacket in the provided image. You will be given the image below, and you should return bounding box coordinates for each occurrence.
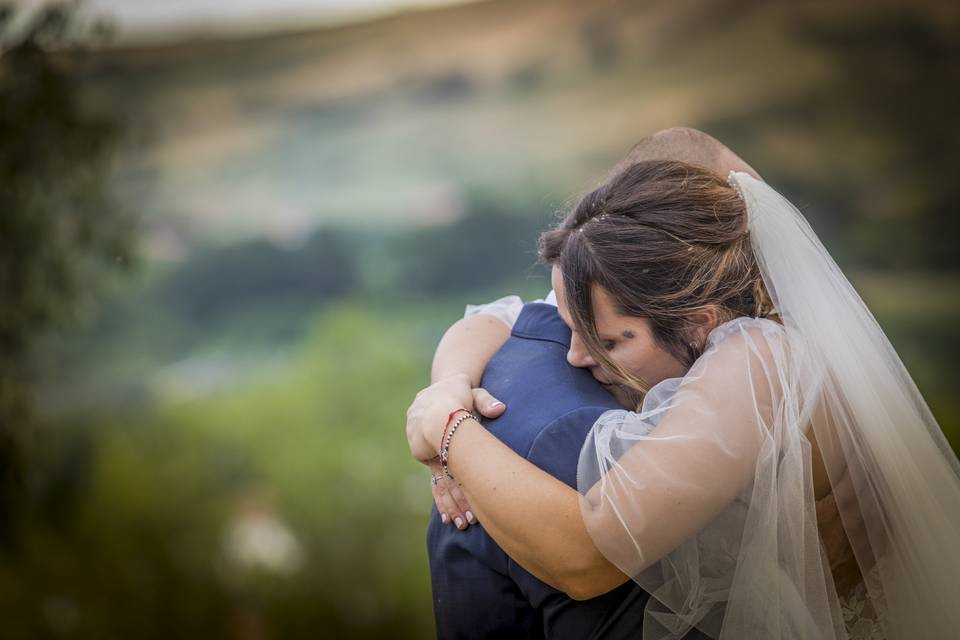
[427,303,652,639]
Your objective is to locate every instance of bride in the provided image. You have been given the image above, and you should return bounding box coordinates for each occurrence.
[404,131,960,639]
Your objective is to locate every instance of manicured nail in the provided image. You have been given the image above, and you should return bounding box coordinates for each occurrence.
[441,513,448,524]
[466,510,476,524]
[455,517,464,529]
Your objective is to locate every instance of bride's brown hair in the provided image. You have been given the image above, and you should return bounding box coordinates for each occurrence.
[539,159,778,394]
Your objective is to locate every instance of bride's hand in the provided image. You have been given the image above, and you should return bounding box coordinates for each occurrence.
[404,374,506,463]
[406,373,473,462]
[429,458,477,530]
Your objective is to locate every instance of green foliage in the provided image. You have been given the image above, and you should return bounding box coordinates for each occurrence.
[393,188,549,296]
[1,304,438,638]
[157,229,357,330]
[0,0,133,535]
[0,2,129,360]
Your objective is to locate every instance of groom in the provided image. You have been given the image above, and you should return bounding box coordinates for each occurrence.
[425,128,850,638]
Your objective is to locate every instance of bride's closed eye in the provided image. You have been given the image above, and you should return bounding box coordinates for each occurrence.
[570,328,614,351]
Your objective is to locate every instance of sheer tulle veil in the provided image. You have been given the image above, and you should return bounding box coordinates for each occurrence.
[576,171,960,639]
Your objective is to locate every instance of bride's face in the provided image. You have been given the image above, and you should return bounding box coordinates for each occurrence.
[551,265,689,401]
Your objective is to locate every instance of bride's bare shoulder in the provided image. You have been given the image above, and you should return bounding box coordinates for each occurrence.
[703,316,790,367]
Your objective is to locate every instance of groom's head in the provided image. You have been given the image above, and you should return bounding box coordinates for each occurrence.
[604,127,761,183]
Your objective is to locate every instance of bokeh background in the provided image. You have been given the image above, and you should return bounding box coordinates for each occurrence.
[2,0,958,637]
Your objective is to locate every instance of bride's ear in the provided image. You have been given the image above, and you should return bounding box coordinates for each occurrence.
[687,306,721,344]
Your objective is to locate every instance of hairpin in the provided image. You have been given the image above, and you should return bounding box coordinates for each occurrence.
[727,170,745,201]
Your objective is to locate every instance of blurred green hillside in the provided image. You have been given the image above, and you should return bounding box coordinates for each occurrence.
[42,0,960,414]
[68,0,960,266]
[4,0,959,637]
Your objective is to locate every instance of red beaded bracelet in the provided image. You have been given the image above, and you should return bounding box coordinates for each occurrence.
[439,410,480,478]
[438,408,469,460]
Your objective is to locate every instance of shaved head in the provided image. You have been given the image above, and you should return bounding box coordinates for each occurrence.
[605,127,761,182]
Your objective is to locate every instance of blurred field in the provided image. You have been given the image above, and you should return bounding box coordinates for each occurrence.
[70,0,959,252]
[3,0,959,637]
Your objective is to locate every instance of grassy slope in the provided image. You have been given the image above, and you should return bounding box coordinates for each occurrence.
[70,0,956,244]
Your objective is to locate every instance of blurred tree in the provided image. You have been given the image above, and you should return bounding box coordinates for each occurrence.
[157,229,356,332]
[0,1,134,533]
[414,69,475,103]
[506,59,546,93]
[395,187,547,296]
[799,8,960,271]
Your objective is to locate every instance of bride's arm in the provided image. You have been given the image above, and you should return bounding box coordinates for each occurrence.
[408,373,628,598]
[408,323,780,600]
[430,294,527,384]
[430,314,511,385]
[446,406,760,600]
[434,410,628,600]
[422,297,520,529]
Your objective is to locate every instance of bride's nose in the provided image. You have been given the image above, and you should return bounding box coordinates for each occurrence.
[567,333,598,368]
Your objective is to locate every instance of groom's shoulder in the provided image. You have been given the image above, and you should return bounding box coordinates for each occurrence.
[483,310,617,419]
[483,302,618,415]
[510,302,570,346]
[480,303,621,468]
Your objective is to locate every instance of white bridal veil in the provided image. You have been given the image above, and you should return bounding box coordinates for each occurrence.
[577,172,960,639]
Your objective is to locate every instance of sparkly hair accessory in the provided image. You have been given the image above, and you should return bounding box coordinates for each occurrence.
[576,211,609,234]
[727,170,746,201]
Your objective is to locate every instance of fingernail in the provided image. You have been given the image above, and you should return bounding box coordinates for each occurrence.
[441,513,448,524]
[490,401,503,409]
[455,517,464,529]
[466,510,476,524]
